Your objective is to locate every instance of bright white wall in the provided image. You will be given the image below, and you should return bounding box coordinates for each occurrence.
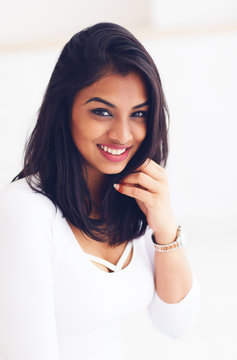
[0,48,61,183]
[150,0,237,30]
[144,31,237,237]
[0,0,149,49]
[0,1,237,359]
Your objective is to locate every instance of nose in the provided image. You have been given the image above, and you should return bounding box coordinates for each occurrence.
[107,117,133,144]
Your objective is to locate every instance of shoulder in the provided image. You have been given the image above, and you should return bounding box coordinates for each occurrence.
[0,177,57,222]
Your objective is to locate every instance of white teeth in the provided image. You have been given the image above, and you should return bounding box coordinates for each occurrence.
[99,145,126,155]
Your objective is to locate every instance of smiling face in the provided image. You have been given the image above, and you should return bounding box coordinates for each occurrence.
[71,71,148,182]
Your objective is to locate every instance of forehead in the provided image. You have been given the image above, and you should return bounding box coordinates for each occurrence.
[73,72,148,106]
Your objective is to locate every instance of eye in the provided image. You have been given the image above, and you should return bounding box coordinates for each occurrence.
[131,110,148,119]
[90,108,112,117]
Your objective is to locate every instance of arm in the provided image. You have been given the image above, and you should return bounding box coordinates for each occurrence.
[144,227,201,338]
[114,159,201,338]
[0,182,60,360]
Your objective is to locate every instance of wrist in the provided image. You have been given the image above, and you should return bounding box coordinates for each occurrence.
[153,224,179,245]
[152,225,185,253]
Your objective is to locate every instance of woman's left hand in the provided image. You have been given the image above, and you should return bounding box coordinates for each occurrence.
[114,158,179,244]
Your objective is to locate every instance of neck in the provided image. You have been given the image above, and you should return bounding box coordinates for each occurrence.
[85,166,107,215]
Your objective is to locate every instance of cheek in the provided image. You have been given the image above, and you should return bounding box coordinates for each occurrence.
[135,123,147,143]
[71,122,82,144]
[71,119,90,140]
[71,122,89,149]
[72,120,108,147]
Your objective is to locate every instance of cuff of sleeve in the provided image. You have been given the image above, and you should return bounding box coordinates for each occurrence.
[148,272,201,339]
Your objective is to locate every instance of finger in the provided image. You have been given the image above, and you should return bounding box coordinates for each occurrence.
[131,160,168,182]
[120,171,159,193]
[136,159,165,180]
[114,183,154,204]
[137,158,163,171]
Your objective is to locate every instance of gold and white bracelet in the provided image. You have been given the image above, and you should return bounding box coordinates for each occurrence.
[151,225,185,252]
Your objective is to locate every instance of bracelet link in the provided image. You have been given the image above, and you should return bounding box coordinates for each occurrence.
[151,225,183,253]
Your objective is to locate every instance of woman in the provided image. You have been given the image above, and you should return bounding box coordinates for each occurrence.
[0,22,200,360]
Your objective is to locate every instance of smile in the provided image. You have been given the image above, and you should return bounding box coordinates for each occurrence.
[97,144,131,162]
[98,144,127,155]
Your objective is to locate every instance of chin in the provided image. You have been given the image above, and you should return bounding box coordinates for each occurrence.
[99,164,127,175]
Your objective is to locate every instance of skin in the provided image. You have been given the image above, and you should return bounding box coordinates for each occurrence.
[115,159,193,303]
[70,71,193,302]
[71,71,148,206]
[69,71,148,268]
[114,159,179,244]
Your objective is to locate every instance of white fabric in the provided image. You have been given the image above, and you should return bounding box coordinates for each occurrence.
[86,240,133,272]
[0,178,201,360]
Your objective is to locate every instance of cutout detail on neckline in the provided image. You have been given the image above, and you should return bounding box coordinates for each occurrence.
[85,241,133,272]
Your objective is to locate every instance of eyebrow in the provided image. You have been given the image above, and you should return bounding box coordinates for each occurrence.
[84,97,149,109]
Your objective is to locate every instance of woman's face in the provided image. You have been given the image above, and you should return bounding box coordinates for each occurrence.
[71,71,148,178]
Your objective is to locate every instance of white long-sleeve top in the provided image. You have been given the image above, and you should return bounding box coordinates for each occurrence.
[0,178,201,360]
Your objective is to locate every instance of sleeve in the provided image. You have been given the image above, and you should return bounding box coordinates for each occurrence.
[0,186,60,360]
[144,227,201,339]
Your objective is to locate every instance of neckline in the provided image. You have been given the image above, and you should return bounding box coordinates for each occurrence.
[62,216,135,276]
[86,241,133,272]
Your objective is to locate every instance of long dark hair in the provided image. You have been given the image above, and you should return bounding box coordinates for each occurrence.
[13,22,169,246]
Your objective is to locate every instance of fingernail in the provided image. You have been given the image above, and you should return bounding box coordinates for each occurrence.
[113,183,120,190]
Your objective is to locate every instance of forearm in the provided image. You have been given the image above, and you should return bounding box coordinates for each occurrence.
[114,160,194,305]
[154,246,193,304]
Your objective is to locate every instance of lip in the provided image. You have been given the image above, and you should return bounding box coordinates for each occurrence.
[97,144,131,162]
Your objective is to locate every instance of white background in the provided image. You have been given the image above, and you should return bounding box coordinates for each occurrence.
[0,1,237,359]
